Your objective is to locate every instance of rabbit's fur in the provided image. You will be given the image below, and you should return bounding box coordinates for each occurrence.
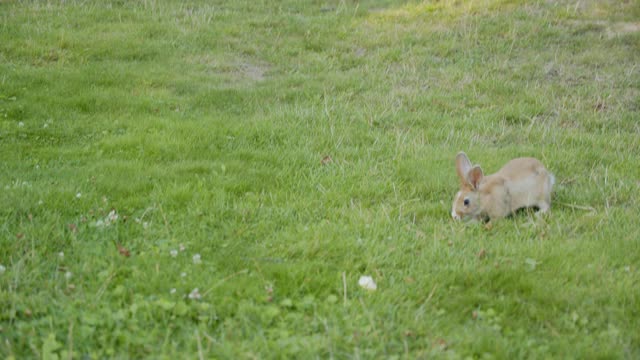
[451,152,554,223]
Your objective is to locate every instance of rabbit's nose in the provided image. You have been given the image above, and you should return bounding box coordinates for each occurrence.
[451,211,460,220]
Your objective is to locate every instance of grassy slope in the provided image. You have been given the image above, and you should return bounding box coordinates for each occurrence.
[1,0,639,358]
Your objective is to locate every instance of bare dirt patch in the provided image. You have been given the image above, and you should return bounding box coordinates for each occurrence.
[187,54,270,85]
[235,61,267,82]
[607,22,640,37]
[568,20,640,38]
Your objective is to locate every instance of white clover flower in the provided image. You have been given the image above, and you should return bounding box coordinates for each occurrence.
[106,210,118,223]
[0,264,6,274]
[95,210,119,227]
[75,192,82,199]
[192,254,201,264]
[170,250,178,258]
[170,288,177,294]
[65,271,72,280]
[181,272,187,278]
[188,288,201,300]
[179,244,185,252]
[18,122,24,127]
[358,275,377,291]
[58,252,64,259]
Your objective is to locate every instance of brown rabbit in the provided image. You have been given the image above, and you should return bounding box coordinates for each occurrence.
[451,152,554,223]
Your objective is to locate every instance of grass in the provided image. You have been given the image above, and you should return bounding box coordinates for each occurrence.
[1,0,639,358]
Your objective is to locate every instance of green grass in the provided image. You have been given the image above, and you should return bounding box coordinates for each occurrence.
[1,0,639,358]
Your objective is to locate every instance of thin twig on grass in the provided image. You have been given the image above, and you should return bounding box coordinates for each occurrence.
[68,321,73,360]
[95,272,116,300]
[202,269,249,297]
[158,203,172,239]
[138,206,155,223]
[342,271,347,306]
[424,284,438,306]
[323,319,335,360]
[195,329,204,360]
[557,202,596,212]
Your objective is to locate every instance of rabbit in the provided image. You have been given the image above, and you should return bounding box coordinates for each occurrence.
[451,152,555,223]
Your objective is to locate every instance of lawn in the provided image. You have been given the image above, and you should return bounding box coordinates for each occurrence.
[1,0,639,358]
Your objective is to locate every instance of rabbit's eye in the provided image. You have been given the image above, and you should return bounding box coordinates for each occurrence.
[463,198,470,206]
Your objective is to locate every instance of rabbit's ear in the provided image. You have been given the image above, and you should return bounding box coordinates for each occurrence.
[467,166,484,190]
[456,152,472,186]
